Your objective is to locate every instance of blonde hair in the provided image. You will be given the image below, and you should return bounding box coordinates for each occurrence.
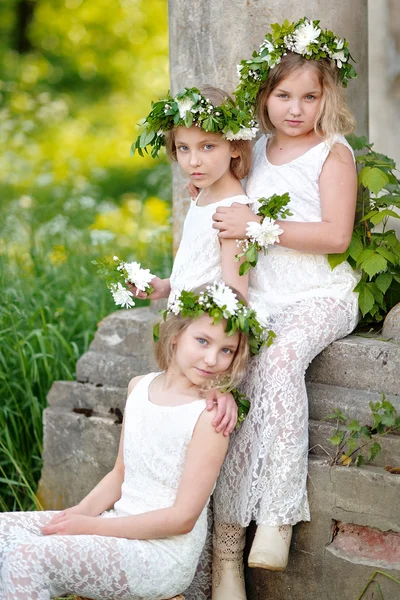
[256,52,355,140]
[165,85,252,180]
[154,295,250,390]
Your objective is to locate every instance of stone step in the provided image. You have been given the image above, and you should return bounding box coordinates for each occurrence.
[307,382,400,430]
[307,334,400,395]
[248,456,400,600]
[309,420,400,467]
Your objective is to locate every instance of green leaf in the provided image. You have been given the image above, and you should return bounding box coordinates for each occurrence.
[329,431,345,446]
[359,252,387,278]
[346,134,369,151]
[328,250,349,269]
[375,272,393,294]
[348,235,363,261]
[359,166,390,195]
[376,246,397,264]
[367,442,381,463]
[355,454,365,466]
[370,209,400,226]
[239,261,252,276]
[354,281,375,316]
[152,323,160,342]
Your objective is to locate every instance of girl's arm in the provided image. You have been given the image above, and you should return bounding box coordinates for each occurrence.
[214,144,357,254]
[43,377,142,530]
[43,407,228,538]
[221,238,249,300]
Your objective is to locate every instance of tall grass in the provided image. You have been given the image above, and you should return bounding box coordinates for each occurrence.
[0,168,172,512]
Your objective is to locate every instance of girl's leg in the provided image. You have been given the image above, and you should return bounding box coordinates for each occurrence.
[0,511,57,573]
[213,297,356,572]
[1,532,132,600]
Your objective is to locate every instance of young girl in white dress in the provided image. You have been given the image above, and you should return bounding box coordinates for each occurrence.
[210,18,361,599]
[0,284,260,600]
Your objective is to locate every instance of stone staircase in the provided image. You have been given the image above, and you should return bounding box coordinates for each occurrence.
[38,305,400,600]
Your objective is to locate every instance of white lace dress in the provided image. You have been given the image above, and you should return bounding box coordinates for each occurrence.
[0,373,209,600]
[169,192,251,300]
[214,134,360,527]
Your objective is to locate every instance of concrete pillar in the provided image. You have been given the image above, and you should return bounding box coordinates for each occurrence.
[168,0,368,246]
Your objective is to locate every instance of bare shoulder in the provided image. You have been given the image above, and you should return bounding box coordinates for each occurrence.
[327,142,355,167]
[193,407,230,449]
[127,374,145,396]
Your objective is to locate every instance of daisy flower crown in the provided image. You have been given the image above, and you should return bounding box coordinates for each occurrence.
[131,87,258,159]
[153,282,275,355]
[235,17,357,111]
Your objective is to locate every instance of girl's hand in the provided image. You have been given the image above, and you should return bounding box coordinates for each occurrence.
[186,182,200,200]
[44,505,95,529]
[127,276,170,300]
[42,513,96,536]
[213,203,261,239]
[205,389,238,436]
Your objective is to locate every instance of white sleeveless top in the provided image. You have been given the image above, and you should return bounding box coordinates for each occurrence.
[169,193,251,301]
[246,134,360,320]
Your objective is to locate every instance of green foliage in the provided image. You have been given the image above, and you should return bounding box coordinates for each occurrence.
[325,395,400,467]
[328,135,400,324]
[0,0,171,511]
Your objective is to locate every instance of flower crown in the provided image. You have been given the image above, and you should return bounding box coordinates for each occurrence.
[235,17,357,111]
[153,282,275,355]
[131,87,258,159]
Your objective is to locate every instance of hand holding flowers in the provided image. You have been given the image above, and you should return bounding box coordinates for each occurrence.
[93,256,155,309]
[235,193,292,275]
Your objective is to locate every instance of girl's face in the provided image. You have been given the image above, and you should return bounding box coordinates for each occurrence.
[171,314,240,387]
[174,126,238,190]
[265,65,322,139]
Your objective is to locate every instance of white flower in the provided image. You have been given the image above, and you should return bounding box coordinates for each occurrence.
[111,283,135,309]
[124,261,154,293]
[176,97,195,119]
[209,282,239,318]
[331,50,346,68]
[157,128,165,137]
[335,38,344,50]
[90,229,115,246]
[168,289,184,315]
[260,39,275,54]
[236,64,243,78]
[246,218,284,247]
[292,21,321,54]
[225,126,258,141]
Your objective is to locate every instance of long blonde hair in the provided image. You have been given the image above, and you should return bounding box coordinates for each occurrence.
[256,52,355,140]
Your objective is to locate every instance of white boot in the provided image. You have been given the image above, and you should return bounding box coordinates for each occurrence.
[247,524,292,571]
[212,522,247,600]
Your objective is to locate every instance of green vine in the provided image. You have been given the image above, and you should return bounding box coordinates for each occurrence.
[328,134,400,325]
[357,570,400,600]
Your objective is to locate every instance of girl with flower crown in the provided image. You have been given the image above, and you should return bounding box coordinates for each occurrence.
[131,84,263,440]
[0,284,261,600]
[207,17,361,600]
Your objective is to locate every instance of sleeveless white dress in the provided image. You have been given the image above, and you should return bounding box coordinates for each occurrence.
[214,135,360,527]
[0,373,208,600]
[169,192,251,300]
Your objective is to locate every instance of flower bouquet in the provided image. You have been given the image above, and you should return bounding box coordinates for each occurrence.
[236,193,292,275]
[93,256,155,309]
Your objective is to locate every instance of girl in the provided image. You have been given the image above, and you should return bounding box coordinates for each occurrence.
[131,85,260,437]
[0,284,260,600]
[210,18,361,599]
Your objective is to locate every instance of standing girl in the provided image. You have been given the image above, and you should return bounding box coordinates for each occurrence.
[211,18,360,599]
[0,284,262,600]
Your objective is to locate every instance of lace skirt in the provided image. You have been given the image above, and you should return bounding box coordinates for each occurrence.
[214,296,358,527]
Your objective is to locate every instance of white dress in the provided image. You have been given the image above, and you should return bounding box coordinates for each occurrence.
[0,373,208,600]
[214,135,360,527]
[169,192,251,300]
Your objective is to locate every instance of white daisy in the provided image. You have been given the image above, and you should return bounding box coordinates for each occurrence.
[246,218,284,247]
[292,21,321,54]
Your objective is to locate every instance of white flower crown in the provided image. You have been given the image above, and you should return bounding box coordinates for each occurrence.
[131,87,258,159]
[235,17,357,111]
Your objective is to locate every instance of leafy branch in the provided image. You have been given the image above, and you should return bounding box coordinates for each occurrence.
[328,134,400,324]
[325,394,400,467]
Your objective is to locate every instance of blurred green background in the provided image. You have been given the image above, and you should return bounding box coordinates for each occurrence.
[0,0,172,511]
